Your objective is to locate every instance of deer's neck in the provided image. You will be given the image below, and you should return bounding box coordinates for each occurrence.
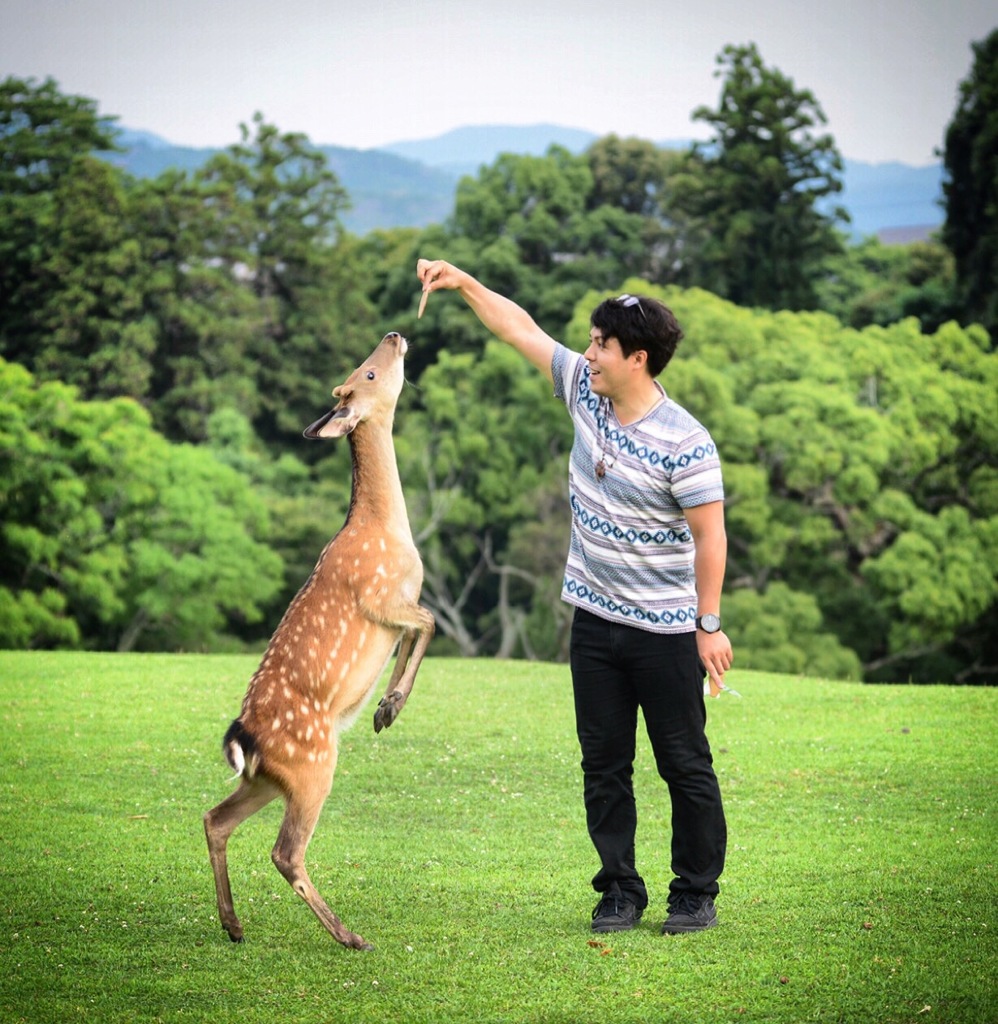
[345,419,410,536]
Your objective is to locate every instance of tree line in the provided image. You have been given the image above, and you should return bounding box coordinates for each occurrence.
[1,36,996,683]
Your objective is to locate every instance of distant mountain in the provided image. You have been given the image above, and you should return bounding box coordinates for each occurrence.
[102,134,457,236]
[383,125,944,240]
[380,123,699,177]
[381,123,604,176]
[103,124,944,241]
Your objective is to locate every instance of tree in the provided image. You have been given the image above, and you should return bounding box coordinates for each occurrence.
[25,155,159,400]
[0,76,129,374]
[815,237,958,334]
[0,359,284,651]
[448,146,603,332]
[676,43,848,310]
[584,134,697,285]
[165,114,377,445]
[941,29,998,342]
[0,83,378,455]
[655,286,998,683]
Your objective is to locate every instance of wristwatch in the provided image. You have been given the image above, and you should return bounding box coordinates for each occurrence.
[696,613,721,634]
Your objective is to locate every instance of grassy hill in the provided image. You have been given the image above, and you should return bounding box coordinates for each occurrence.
[1,652,993,1023]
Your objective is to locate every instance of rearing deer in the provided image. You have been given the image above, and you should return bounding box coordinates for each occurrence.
[204,331,434,951]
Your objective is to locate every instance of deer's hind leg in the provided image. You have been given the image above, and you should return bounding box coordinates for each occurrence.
[269,761,373,950]
[204,775,281,942]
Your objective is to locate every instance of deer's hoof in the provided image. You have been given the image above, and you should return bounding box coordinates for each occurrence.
[373,691,403,733]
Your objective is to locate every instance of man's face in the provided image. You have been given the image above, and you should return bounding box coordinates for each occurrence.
[584,329,641,398]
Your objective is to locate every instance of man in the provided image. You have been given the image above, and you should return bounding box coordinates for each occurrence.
[416,259,732,935]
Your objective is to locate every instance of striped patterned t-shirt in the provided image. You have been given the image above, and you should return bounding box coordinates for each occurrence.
[552,343,725,634]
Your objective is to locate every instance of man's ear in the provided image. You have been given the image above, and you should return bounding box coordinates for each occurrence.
[631,348,648,370]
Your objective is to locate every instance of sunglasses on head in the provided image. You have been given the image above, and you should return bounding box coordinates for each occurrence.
[616,293,647,320]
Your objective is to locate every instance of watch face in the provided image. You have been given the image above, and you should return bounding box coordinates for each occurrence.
[698,614,721,633]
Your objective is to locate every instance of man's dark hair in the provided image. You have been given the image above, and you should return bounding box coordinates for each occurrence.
[590,295,684,377]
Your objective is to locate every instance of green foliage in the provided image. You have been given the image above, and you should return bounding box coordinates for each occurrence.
[149,114,378,445]
[0,84,378,452]
[816,236,959,334]
[676,43,848,310]
[942,28,998,340]
[659,287,998,682]
[1,75,994,681]
[724,582,862,679]
[1,653,995,1022]
[0,77,145,388]
[0,360,283,650]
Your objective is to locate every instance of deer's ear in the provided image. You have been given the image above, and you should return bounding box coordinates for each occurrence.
[303,405,360,439]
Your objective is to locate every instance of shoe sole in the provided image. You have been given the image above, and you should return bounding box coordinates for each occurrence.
[591,920,639,933]
[661,917,718,934]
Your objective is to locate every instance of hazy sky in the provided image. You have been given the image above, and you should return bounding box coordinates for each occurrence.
[2,0,994,165]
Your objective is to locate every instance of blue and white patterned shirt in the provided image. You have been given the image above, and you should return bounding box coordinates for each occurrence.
[552,343,725,633]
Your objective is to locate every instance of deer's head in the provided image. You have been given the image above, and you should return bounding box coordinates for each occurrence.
[303,332,408,439]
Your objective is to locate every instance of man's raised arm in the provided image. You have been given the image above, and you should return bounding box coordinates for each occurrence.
[416,259,557,383]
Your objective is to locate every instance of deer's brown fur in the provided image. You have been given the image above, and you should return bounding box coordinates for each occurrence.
[204,332,433,951]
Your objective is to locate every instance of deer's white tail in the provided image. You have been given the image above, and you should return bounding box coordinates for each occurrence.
[222,719,260,780]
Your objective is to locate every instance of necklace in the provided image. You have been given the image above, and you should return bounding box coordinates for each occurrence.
[594,392,663,481]
[594,444,614,480]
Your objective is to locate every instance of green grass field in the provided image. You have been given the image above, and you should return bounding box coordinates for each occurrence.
[0,652,994,1023]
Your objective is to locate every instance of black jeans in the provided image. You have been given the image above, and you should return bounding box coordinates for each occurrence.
[569,608,726,910]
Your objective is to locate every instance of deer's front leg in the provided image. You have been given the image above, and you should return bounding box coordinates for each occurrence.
[374,632,415,733]
[373,607,435,732]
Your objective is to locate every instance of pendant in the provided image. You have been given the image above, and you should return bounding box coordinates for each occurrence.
[595,460,606,480]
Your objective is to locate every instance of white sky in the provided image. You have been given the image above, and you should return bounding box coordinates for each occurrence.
[1,0,994,166]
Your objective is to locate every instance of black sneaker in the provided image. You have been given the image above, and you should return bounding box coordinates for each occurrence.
[591,886,643,933]
[661,893,718,934]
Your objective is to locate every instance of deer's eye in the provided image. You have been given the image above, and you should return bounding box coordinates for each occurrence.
[366,370,376,380]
